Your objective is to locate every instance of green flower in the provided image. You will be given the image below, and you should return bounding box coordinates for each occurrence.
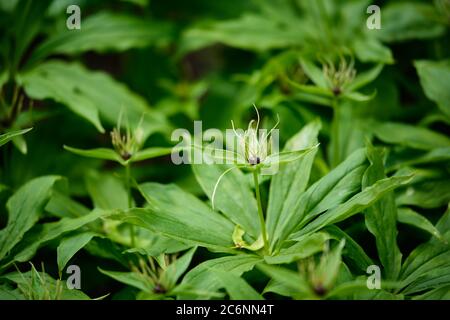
[205,105,318,209]
[231,105,278,166]
[322,57,357,96]
[286,56,383,104]
[64,111,174,166]
[110,112,144,161]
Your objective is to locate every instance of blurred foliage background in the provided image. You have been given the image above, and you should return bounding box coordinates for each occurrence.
[0,0,449,299]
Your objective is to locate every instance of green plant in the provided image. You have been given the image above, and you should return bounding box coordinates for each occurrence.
[0,0,449,301]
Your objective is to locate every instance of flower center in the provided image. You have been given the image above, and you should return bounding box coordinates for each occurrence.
[248,156,261,165]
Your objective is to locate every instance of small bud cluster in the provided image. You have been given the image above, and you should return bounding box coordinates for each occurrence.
[322,57,357,96]
[110,112,144,160]
[130,254,178,295]
[232,105,278,166]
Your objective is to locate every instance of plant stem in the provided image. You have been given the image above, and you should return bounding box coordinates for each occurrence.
[253,169,269,254]
[125,163,135,247]
[331,97,340,168]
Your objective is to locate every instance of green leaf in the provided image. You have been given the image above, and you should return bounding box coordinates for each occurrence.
[130,147,174,163]
[324,225,373,272]
[399,229,450,292]
[0,128,32,148]
[165,247,197,289]
[2,267,90,300]
[10,0,52,70]
[388,147,450,171]
[64,146,124,164]
[11,133,28,154]
[99,268,154,293]
[257,263,312,298]
[57,232,98,273]
[262,146,319,168]
[0,70,8,88]
[319,239,346,289]
[0,176,61,261]
[64,146,174,166]
[415,60,450,119]
[403,265,450,295]
[84,237,132,268]
[362,144,402,280]
[435,205,450,234]
[266,119,321,252]
[291,174,413,239]
[17,61,169,136]
[413,285,450,300]
[180,14,302,53]
[192,154,260,239]
[292,92,333,107]
[3,209,109,268]
[116,183,236,252]
[85,172,128,210]
[90,167,188,252]
[329,101,366,167]
[343,90,377,102]
[347,64,384,92]
[299,58,328,88]
[270,148,368,251]
[354,288,404,300]
[366,121,450,150]
[396,179,450,209]
[263,279,297,298]
[17,62,103,132]
[325,280,373,299]
[45,190,91,219]
[401,231,450,284]
[191,144,246,166]
[120,0,150,7]
[177,254,262,299]
[125,233,191,258]
[0,285,25,300]
[27,12,174,65]
[397,208,443,240]
[265,232,331,264]
[353,37,394,64]
[287,82,332,97]
[214,270,263,300]
[376,3,445,42]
